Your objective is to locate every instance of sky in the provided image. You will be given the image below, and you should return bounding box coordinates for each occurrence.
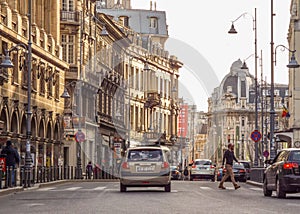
[131,0,292,111]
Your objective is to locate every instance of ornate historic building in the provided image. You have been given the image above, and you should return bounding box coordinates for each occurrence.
[0,1,68,173]
[287,0,300,148]
[207,59,288,166]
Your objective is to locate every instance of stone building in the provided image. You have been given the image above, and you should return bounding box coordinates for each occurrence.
[287,0,300,148]
[0,1,68,173]
[207,59,289,166]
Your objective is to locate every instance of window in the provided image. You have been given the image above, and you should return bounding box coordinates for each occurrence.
[275,89,280,96]
[150,17,158,28]
[119,16,129,27]
[62,0,74,11]
[61,35,75,64]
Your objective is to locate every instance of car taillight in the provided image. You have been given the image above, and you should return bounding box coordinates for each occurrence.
[161,162,169,169]
[122,162,129,169]
[192,165,196,168]
[239,169,246,173]
[210,165,215,169]
[283,162,299,169]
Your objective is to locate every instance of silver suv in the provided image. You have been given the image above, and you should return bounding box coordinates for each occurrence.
[120,146,171,192]
[190,159,215,181]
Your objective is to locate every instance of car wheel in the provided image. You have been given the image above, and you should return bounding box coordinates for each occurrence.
[120,183,127,192]
[263,178,272,197]
[165,183,171,192]
[276,178,286,198]
[211,176,215,182]
[190,176,194,181]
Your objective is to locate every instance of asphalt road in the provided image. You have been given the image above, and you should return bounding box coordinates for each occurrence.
[0,181,299,214]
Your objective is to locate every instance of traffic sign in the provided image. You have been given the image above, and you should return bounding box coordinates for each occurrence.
[251,130,262,142]
[263,150,269,158]
[75,131,85,143]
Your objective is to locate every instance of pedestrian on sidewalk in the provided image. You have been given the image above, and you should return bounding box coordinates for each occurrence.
[86,161,93,179]
[1,140,20,186]
[218,143,240,190]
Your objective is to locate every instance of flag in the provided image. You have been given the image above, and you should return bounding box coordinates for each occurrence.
[282,105,290,118]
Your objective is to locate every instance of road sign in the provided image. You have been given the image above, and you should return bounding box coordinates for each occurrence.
[251,130,262,142]
[75,131,85,143]
[263,150,269,158]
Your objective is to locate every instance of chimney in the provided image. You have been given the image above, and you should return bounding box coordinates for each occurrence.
[150,0,152,10]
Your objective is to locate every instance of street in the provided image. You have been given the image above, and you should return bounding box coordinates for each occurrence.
[0,181,299,214]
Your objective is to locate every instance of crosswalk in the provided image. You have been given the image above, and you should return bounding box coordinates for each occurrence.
[37,186,109,192]
[36,185,262,192]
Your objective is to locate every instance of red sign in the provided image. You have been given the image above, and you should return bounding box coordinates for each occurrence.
[178,104,188,137]
[0,157,6,172]
[251,130,262,142]
[75,131,85,143]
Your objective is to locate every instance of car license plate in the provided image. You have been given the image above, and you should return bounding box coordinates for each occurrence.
[136,166,155,172]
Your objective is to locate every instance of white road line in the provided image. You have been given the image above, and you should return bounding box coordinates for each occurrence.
[65,187,82,191]
[92,186,107,191]
[199,187,211,190]
[37,187,56,191]
[249,187,262,191]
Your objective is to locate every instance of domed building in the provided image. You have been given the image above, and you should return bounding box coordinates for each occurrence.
[206,59,289,166]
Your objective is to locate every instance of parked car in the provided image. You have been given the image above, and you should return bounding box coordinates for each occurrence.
[223,162,247,182]
[119,146,171,192]
[190,159,215,181]
[239,160,251,180]
[263,148,300,198]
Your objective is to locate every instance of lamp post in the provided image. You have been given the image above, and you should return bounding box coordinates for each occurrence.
[229,8,259,166]
[0,0,32,187]
[269,44,300,158]
[60,81,83,179]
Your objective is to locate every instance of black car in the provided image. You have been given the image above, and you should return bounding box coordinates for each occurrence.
[263,148,300,198]
[223,163,247,182]
[170,166,182,180]
[239,161,251,180]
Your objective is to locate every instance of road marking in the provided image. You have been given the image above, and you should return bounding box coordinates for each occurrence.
[249,187,262,191]
[93,186,107,191]
[65,187,82,191]
[199,187,211,190]
[37,187,56,191]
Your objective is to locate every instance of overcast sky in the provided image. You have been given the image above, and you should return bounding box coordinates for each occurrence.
[131,0,292,111]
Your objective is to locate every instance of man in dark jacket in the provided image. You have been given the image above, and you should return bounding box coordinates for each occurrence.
[218,143,240,190]
[1,140,20,185]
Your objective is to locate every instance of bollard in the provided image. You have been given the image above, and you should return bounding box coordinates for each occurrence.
[67,166,70,179]
[71,166,74,180]
[0,168,2,189]
[20,167,24,186]
[32,167,36,184]
[54,166,57,180]
[7,166,12,187]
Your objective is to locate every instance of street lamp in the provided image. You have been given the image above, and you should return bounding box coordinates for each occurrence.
[60,81,83,179]
[0,0,32,188]
[229,8,259,166]
[269,44,300,158]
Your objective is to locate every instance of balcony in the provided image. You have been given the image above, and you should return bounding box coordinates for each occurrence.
[60,10,80,23]
[144,92,161,108]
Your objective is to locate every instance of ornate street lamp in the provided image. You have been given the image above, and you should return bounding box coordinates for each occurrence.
[229,8,259,166]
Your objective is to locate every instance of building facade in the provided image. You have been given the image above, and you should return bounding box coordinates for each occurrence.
[288,0,300,149]
[207,59,289,166]
[0,1,68,174]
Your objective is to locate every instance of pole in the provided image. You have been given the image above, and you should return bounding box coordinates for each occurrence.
[270,0,276,160]
[24,0,32,188]
[254,8,259,167]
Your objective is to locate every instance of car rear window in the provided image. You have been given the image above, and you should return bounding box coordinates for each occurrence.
[233,163,245,169]
[290,151,300,162]
[128,149,163,162]
[194,160,211,165]
[241,162,250,168]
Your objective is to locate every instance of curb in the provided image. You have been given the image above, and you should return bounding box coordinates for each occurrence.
[246,180,263,188]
